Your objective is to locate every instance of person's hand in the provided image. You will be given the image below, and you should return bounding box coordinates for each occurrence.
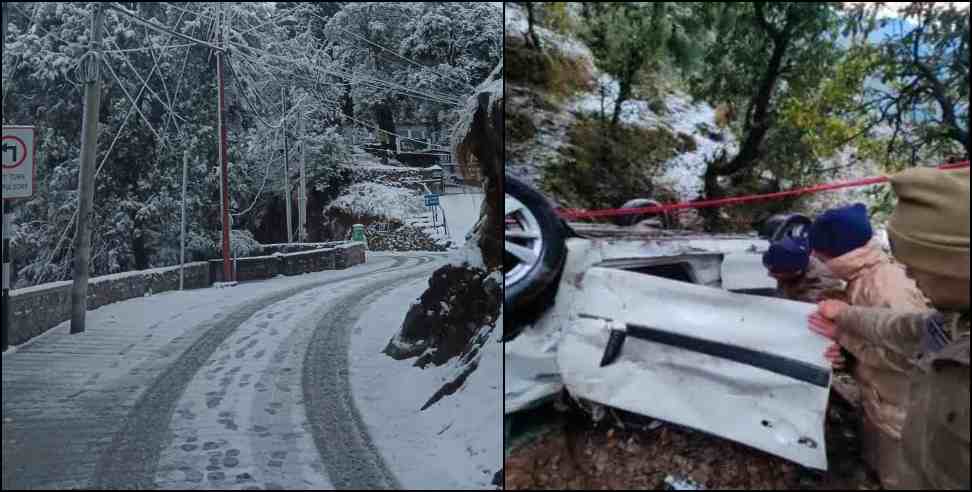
[809,300,849,341]
[824,343,847,370]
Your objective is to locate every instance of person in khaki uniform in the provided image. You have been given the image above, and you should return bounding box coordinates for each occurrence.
[808,202,930,488]
[810,203,928,311]
[763,236,846,303]
[810,167,970,490]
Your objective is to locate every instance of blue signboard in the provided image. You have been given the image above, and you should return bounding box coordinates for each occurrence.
[425,193,440,208]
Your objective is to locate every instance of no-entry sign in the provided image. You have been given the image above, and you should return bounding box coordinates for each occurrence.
[2,126,36,200]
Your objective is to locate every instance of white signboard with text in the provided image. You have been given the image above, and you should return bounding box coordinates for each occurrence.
[2,126,36,200]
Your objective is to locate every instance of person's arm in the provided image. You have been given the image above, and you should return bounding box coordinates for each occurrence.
[810,301,932,367]
[835,307,929,360]
[837,328,914,373]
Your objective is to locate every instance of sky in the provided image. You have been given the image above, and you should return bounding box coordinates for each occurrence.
[846,2,972,17]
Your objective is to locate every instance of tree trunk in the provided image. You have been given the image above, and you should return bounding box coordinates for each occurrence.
[524,2,542,50]
[306,189,325,242]
[612,79,632,127]
[914,61,970,157]
[375,100,397,152]
[705,24,791,206]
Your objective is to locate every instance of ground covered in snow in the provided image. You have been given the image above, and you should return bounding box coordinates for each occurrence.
[437,191,485,246]
[2,253,452,490]
[349,277,503,490]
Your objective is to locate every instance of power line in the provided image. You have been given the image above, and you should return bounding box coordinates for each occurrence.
[231,142,286,218]
[106,3,225,53]
[162,2,217,22]
[106,39,188,134]
[101,56,163,142]
[231,40,455,104]
[226,40,463,106]
[221,22,463,107]
[306,10,473,93]
[102,42,196,54]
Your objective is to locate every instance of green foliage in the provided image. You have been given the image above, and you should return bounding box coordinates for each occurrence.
[506,109,537,143]
[581,2,717,125]
[505,36,593,101]
[689,3,843,123]
[540,116,681,210]
[779,46,881,161]
[845,2,970,162]
[542,2,574,34]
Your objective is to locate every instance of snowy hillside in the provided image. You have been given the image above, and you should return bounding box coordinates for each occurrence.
[504,4,739,203]
[505,3,893,217]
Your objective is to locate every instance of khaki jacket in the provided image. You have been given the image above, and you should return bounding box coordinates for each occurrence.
[826,241,930,488]
[825,240,929,311]
[776,256,846,303]
[837,308,970,490]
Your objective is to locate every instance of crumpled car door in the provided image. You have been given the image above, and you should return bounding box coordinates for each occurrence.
[557,267,832,470]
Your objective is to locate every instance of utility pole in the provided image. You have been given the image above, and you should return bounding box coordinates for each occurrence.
[282,87,293,244]
[179,150,189,290]
[298,103,307,242]
[70,3,106,335]
[216,5,232,282]
[3,2,12,352]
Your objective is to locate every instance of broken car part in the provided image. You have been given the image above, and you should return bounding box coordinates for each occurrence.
[558,268,832,470]
[590,315,831,388]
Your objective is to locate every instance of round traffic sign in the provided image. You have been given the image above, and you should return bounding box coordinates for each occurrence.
[1,135,28,170]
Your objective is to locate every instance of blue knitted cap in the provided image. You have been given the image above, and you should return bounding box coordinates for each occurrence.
[809,203,873,258]
[763,237,811,274]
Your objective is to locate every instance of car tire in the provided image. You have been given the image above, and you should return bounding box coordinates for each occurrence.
[615,198,675,229]
[505,178,568,316]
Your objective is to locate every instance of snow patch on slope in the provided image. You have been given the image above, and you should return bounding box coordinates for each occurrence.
[569,76,740,201]
[350,279,502,490]
[504,3,593,62]
[505,3,738,202]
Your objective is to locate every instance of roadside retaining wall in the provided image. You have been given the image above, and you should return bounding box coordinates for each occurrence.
[7,262,210,347]
[5,242,367,348]
[209,242,366,283]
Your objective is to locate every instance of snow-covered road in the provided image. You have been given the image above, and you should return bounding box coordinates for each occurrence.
[440,192,485,247]
[2,253,447,490]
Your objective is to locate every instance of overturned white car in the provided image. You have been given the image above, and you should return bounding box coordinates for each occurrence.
[504,177,834,471]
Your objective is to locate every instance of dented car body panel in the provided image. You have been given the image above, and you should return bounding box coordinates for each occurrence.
[558,268,831,470]
[505,233,834,470]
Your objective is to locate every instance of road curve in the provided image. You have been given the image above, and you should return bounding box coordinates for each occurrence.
[91,254,436,490]
[302,257,442,490]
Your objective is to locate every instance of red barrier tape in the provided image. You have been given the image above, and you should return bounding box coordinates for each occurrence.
[559,161,970,221]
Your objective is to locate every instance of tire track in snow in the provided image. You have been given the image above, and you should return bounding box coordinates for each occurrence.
[303,256,441,490]
[94,256,427,490]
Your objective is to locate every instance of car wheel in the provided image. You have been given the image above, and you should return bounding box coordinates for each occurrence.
[616,198,675,228]
[505,178,567,315]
